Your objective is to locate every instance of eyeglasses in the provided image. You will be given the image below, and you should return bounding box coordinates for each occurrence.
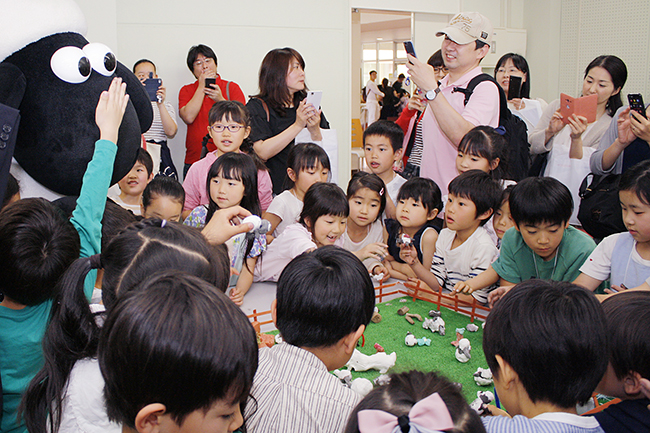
[210,125,243,133]
[193,58,214,68]
[433,67,448,73]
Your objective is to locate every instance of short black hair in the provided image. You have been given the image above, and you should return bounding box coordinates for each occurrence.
[299,182,349,228]
[602,291,650,381]
[99,271,257,428]
[397,177,443,215]
[509,177,572,226]
[101,200,137,251]
[186,44,218,72]
[135,147,154,177]
[483,280,608,408]
[344,370,486,433]
[0,198,80,305]
[363,120,404,152]
[448,170,501,225]
[619,159,650,205]
[132,59,156,74]
[142,176,185,209]
[285,142,331,189]
[347,171,387,218]
[276,246,375,348]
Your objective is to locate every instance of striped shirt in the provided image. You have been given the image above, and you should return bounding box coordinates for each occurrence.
[483,412,605,433]
[407,116,424,167]
[431,226,498,304]
[143,101,176,142]
[245,343,361,433]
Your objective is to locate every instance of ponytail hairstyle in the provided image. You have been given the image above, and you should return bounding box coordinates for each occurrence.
[20,220,229,433]
[458,126,508,180]
[299,182,349,230]
[346,171,387,220]
[344,370,486,433]
[99,271,258,429]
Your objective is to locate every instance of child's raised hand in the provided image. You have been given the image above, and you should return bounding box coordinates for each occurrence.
[399,244,418,265]
[95,77,129,144]
[359,242,388,261]
[487,286,511,308]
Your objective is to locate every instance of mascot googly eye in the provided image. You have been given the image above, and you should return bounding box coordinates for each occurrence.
[0,0,152,200]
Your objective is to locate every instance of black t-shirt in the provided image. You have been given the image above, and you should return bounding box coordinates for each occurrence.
[247,97,329,195]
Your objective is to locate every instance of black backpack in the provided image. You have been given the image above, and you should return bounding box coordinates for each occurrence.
[453,74,530,181]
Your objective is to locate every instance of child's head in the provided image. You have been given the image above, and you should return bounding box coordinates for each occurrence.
[363,120,404,177]
[597,291,650,400]
[132,59,157,82]
[396,177,443,229]
[619,160,650,243]
[2,173,20,209]
[0,198,80,306]
[118,148,154,198]
[206,152,260,219]
[493,185,515,240]
[447,170,501,227]
[141,176,185,222]
[206,100,252,155]
[484,280,607,413]
[346,172,386,226]
[300,182,349,247]
[285,142,330,192]
[275,246,374,366]
[509,177,572,260]
[344,370,486,433]
[456,126,507,179]
[99,271,257,433]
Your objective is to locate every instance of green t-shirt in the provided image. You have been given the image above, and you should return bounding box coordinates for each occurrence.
[0,140,116,433]
[492,225,596,283]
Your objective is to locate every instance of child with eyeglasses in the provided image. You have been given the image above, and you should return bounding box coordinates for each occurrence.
[182,100,273,220]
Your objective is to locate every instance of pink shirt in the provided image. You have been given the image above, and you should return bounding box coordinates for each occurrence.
[420,67,499,195]
[182,151,273,212]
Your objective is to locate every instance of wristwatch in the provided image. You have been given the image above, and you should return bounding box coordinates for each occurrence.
[424,87,441,101]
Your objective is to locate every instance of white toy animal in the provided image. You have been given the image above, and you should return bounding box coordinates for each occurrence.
[422,317,445,336]
[470,391,494,415]
[350,378,373,397]
[404,332,417,347]
[346,349,396,374]
[473,367,493,386]
[455,338,471,363]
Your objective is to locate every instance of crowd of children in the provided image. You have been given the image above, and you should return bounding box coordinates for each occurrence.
[2,45,650,433]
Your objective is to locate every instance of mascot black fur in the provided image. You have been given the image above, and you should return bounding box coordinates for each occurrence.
[0,0,152,199]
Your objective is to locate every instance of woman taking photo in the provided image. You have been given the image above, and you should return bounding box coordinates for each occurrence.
[530,55,627,224]
[494,53,546,131]
[247,48,329,194]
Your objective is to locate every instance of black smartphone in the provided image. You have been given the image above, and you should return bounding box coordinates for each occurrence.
[507,75,522,100]
[628,93,647,119]
[403,41,417,59]
[143,77,161,102]
[205,77,216,89]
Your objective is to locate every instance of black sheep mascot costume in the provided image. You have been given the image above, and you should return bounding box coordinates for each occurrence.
[0,0,152,200]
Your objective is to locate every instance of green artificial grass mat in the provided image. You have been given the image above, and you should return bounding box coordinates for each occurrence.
[349,296,491,403]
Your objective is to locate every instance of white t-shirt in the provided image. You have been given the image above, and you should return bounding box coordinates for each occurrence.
[107,192,141,216]
[386,173,407,207]
[266,190,303,237]
[431,226,499,304]
[341,219,384,271]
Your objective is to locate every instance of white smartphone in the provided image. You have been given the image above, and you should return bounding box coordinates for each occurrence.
[305,91,323,110]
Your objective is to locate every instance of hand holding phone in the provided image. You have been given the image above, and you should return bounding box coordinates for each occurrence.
[628,94,647,119]
[559,93,597,124]
[205,77,216,89]
[305,91,323,110]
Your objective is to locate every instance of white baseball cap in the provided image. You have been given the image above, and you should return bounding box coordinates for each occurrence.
[436,12,493,46]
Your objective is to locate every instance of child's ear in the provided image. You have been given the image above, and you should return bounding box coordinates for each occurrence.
[495,354,518,390]
[623,371,644,396]
[477,208,494,222]
[303,216,312,229]
[135,403,166,433]
[244,126,251,140]
[148,172,154,183]
[393,148,404,162]
[271,299,278,327]
[490,157,500,171]
[287,168,297,183]
[563,220,570,229]
[427,208,439,221]
[514,223,521,232]
[341,324,365,356]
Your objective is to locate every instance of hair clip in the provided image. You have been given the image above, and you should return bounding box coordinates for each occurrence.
[494,126,506,136]
[358,392,453,433]
[379,188,384,196]
[161,219,167,228]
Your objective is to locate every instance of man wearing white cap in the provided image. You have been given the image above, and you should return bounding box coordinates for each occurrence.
[406,12,500,196]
